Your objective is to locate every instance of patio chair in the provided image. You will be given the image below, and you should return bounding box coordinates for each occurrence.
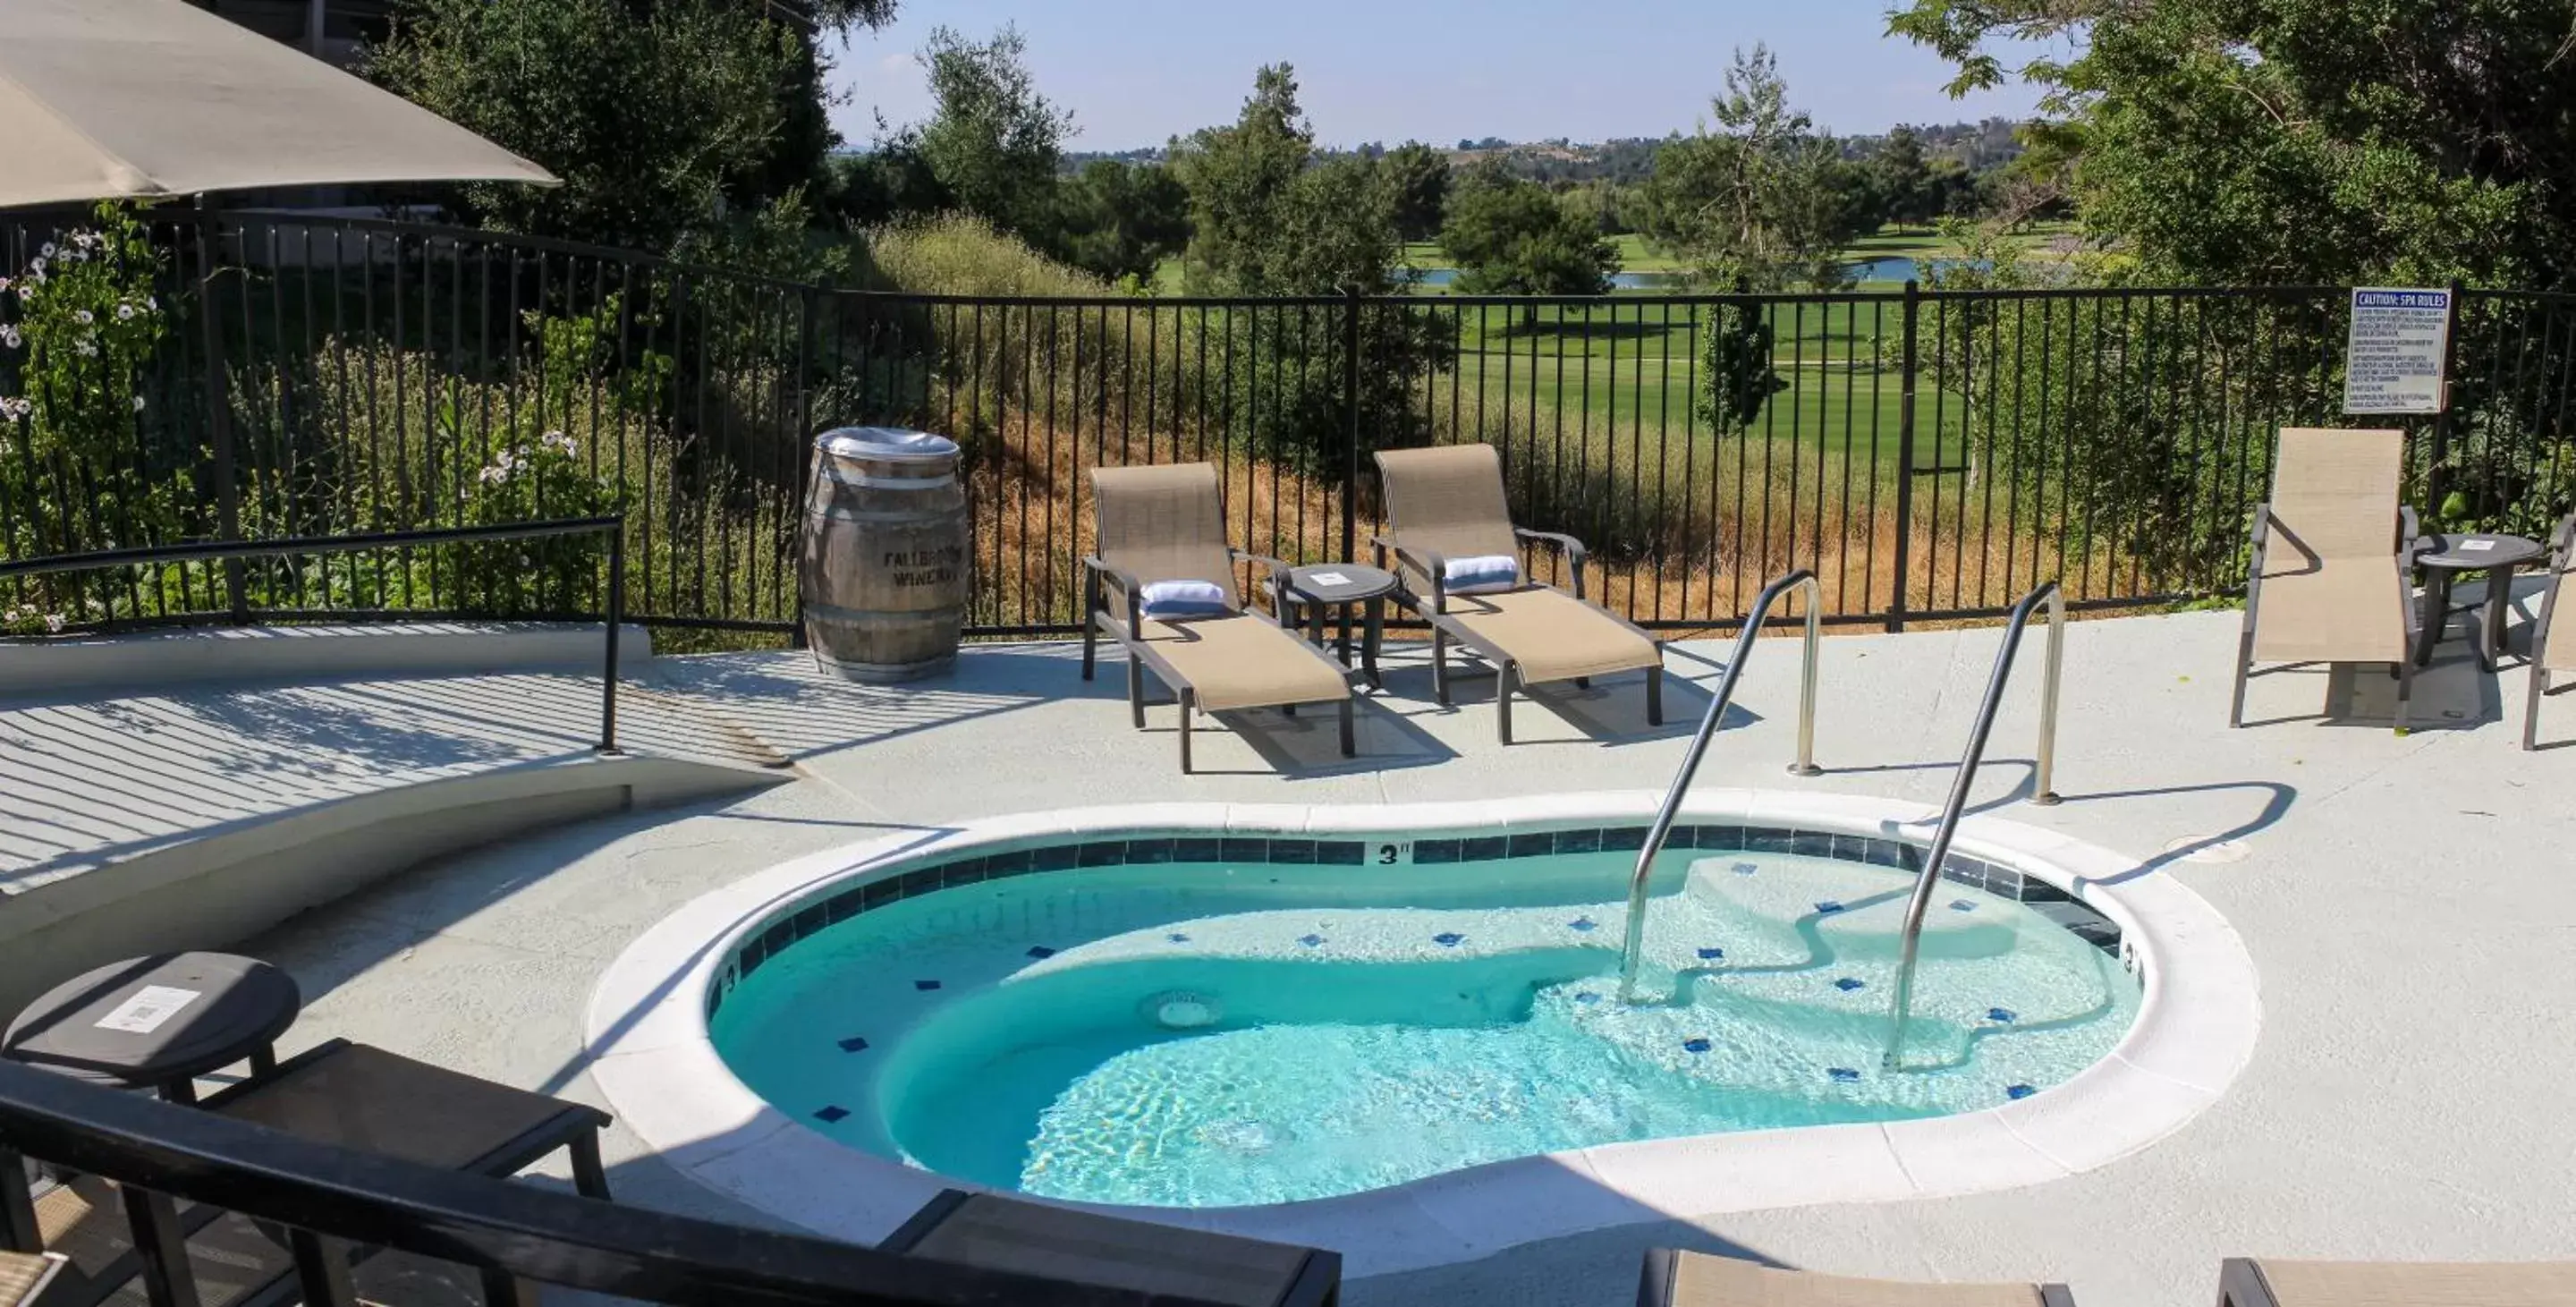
[2228,427,2424,730]
[2522,512,2576,749]
[1639,1250,2077,1307]
[9,1038,609,1307]
[1081,463,1359,773]
[1371,444,1665,743]
[2217,1257,2576,1307]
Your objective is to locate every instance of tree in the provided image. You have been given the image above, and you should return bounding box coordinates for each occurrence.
[1636,46,1870,291]
[1051,160,1191,285]
[1886,0,2563,287]
[1873,125,1937,228]
[1438,163,1619,301]
[1383,141,1453,242]
[903,25,1076,241]
[370,0,894,250]
[1166,65,1408,294]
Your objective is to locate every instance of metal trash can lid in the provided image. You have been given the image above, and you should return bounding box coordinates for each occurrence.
[816,427,958,463]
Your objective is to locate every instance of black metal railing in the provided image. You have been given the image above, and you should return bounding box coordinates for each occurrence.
[6,208,2576,643]
[0,516,628,751]
[0,1059,1231,1306]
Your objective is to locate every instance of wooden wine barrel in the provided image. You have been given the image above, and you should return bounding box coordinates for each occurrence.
[800,428,967,682]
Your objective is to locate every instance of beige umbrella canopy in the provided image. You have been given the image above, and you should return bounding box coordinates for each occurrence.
[0,0,556,208]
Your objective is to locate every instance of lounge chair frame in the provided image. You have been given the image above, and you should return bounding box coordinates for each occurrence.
[1078,468,1358,773]
[1636,1249,2078,1307]
[2523,511,2576,749]
[2226,432,2425,731]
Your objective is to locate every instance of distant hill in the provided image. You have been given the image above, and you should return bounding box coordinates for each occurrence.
[1061,120,2024,180]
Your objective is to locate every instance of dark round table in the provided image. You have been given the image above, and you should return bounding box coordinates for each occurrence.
[1268,562,1396,689]
[2,953,301,1103]
[2414,532,2547,671]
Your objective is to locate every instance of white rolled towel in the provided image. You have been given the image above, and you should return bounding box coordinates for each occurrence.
[1138,579,1231,619]
[1441,554,1521,596]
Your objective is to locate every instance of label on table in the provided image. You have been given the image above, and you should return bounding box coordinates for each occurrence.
[2457,539,2496,551]
[93,986,202,1035]
[1306,571,1352,587]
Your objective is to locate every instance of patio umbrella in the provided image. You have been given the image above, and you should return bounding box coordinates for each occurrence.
[0,0,556,208]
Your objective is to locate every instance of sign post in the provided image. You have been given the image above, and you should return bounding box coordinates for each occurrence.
[2343,287,2453,414]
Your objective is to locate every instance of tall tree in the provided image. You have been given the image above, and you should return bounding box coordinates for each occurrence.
[1887,0,2569,286]
[371,0,895,250]
[903,24,1076,241]
[1439,163,1619,301]
[1873,124,1936,228]
[1637,46,1868,290]
[1383,141,1453,242]
[1166,65,1407,294]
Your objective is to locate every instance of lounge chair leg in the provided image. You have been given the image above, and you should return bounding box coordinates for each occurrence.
[1081,614,1097,682]
[1497,665,1516,745]
[1179,690,1195,773]
[2525,666,2546,751]
[568,1130,611,1201]
[1128,657,1146,730]
[1432,627,1452,705]
[1574,675,1591,690]
[480,1270,540,1307]
[2394,659,2414,734]
[1338,696,1355,757]
[1646,660,1664,726]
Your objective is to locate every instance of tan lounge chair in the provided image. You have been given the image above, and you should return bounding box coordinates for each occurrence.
[2229,427,2424,730]
[2524,512,2576,750]
[2218,1257,2576,1307]
[1081,463,1357,772]
[1372,444,1665,744]
[1640,1250,2076,1307]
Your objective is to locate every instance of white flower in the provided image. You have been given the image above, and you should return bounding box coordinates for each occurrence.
[114,303,134,321]
[28,258,44,276]
[0,326,17,349]
[83,598,103,613]
[37,242,54,258]
[144,294,157,310]
[543,429,577,455]
[478,463,508,485]
[131,395,145,412]
[0,276,10,291]
[72,338,96,357]
[44,614,64,633]
[0,396,30,420]
[72,310,91,325]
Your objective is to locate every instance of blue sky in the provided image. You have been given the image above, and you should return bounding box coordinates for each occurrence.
[827,0,2051,152]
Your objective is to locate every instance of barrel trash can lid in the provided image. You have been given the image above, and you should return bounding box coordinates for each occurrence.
[817,427,959,463]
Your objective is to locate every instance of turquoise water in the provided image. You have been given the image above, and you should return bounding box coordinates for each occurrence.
[712,844,2139,1208]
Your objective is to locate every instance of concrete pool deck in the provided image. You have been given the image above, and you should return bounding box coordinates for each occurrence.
[199,607,2574,1307]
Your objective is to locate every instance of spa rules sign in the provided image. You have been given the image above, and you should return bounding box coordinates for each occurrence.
[2343,287,2452,414]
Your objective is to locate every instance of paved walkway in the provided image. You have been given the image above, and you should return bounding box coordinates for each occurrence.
[221,609,2575,1307]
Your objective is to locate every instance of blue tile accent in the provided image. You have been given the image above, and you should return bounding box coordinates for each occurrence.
[1834,977,1866,992]
[1662,825,1703,850]
[814,1105,851,1123]
[1682,1038,1712,1054]
[705,989,721,1021]
[825,888,863,923]
[1026,946,1056,959]
[2018,876,2072,904]
[738,939,767,974]
[1861,838,1909,870]
[1032,844,1081,872]
[1506,831,1556,858]
[984,849,1034,877]
[1814,900,1846,914]
[1599,826,1648,852]
[913,979,941,991]
[1220,837,1268,864]
[1413,838,1462,864]
[1077,840,1127,868]
[2006,1083,2037,1100]
[1268,839,1318,865]
[893,868,941,901]
[1828,1067,1861,1082]
[1125,838,1174,865]
[1791,831,1834,859]
[1172,837,1224,863]
[940,858,987,888]
[1949,899,1977,912]
[1555,827,1604,854]
[1984,864,2029,899]
[1696,946,1725,961]
[1569,917,1598,932]
[1746,826,1795,853]
[1699,824,1747,851]
[792,904,826,938]
[1167,933,1191,943]
[1987,1007,2017,1023]
[1318,841,1366,866]
[1459,836,1509,861]
[1298,933,1326,946]
[860,878,898,910]
[760,920,797,955]
[1432,931,1466,946]
[1939,858,1985,892]
[838,1036,870,1052]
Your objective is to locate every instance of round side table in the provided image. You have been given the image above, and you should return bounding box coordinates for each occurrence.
[1269,563,1395,689]
[3,953,301,1104]
[2414,532,2546,672]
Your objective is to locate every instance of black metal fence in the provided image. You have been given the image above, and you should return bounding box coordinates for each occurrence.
[5,207,2574,643]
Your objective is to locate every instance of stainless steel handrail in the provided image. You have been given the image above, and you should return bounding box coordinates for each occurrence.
[1616,570,1823,1000]
[1883,581,2064,1068]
